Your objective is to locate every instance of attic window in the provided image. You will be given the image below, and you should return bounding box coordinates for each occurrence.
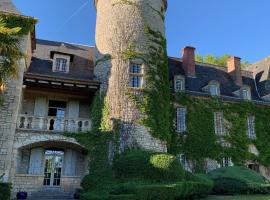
[174,76,185,92]
[242,88,251,100]
[55,58,67,72]
[52,53,71,73]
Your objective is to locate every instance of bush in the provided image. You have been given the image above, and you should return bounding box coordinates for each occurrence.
[81,181,213,200]
[0,183,12,200]
[113,150,184,182]
[207,166,270,194]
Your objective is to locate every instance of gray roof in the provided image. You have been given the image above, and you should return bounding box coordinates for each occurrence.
[248,56,270,97]
[169,57,261,101]
[0,0,20,14]
[27,39,95,81]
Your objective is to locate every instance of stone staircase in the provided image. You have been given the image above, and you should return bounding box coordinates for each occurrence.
[28,188,75,200]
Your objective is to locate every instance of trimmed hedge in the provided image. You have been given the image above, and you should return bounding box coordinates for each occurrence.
[81,181,213,200]
[207,166,270,194]
[0,183,11,200]
[113,151,184,182]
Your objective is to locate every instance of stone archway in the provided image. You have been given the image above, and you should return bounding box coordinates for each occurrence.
[11,131,89,197]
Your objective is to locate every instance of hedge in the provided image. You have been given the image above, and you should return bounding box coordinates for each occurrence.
[207,166,270,194]
[112,151,184,182]
[0,183,11,200]
[81,181,213,200]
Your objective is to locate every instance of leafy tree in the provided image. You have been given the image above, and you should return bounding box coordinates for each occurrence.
[196,54,250,69]
[0,17,22,85]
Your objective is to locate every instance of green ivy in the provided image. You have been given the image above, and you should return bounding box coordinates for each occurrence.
[0,13,37,36]
[169,93,270,172]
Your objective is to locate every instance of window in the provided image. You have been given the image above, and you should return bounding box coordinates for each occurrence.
[214,112,224,136]
[174,76,185,92]
[209,84,219,96]
[178,154,190,171]
[222,157,233,167]
[242,88,250,100]
[176,107,187,133]
[247,116,256,139]
[55,58,67,72]
[130,63,143,88]
[48,100,67,117]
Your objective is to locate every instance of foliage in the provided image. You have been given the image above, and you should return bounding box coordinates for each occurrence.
[113,150,184,182]
[0,13,36,91]
[195,54,250,69]
[207,166,270,195]
[170,93,270,171]
[0,183,12,200]
[81,181,213,200]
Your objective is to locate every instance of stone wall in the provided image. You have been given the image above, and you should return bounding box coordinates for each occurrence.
[94,0,167,152]
[0,34,31,182]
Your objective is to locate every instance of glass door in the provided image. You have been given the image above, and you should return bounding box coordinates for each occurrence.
[43,150,64,186]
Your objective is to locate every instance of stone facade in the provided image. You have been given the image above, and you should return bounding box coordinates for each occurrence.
[94,0,167,152]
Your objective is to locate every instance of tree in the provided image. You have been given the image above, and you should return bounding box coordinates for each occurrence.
[196,53,250,69]
[0,17,22,85]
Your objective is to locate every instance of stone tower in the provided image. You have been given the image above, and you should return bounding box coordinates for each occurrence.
[94,0,169,152]
[0,0,32,182]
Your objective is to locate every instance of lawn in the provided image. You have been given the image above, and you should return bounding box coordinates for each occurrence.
[205,195,270,200]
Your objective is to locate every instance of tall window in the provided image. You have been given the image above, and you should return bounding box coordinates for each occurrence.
[247,116,256,139]
[176,107,187,133]
[174,76,185,92]
[214,112,224,136]
[130,63,143,88]
[178,154,190,171]
[222,157,233,167]
[55,58,67,72]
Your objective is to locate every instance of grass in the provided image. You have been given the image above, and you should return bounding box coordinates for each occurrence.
[204,195,270,200]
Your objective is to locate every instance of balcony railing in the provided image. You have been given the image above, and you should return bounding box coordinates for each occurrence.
[17,114,91,133]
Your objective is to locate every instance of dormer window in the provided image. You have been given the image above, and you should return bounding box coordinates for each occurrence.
[55,58,67,72]
[210,84,219,96]
[52,53,71,73]
[242,88,251,100]
[174,76,185,92]
[130,63,143,88]
[203,81,220,96]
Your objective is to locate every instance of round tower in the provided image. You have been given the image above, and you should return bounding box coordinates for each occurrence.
[94,0,169,152]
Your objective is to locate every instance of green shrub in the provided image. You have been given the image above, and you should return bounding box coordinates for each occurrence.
[207,166,270,194]
[0,183,12,200]
[113,150,184,182]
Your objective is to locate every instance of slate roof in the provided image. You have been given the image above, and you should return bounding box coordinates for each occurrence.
[248,56,270,97]
[0,0,20,14]
[26,39,95,82]
[168,57,261,102]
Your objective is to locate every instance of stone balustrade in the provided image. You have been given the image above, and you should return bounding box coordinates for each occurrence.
[17,114,91,132]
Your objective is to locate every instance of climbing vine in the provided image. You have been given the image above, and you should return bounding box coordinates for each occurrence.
[170,93,270,172]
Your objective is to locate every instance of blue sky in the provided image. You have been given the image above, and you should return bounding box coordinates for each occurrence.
[13,0,270,63]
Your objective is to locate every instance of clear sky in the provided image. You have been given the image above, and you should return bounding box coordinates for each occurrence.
[13,0,270,63]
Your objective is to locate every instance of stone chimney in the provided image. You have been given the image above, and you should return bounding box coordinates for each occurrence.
[227,56,242,86]
[182,46,196,77]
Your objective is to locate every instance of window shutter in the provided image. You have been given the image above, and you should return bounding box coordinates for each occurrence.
[29,148,44,175]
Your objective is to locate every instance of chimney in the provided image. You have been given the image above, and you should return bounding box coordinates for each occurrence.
[227,56,242,86]
[182,46,196,77]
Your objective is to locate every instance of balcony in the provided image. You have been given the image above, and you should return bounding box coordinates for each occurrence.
[17,114,91,133]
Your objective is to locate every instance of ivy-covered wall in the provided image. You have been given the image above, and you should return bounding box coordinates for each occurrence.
[170,93,270,172]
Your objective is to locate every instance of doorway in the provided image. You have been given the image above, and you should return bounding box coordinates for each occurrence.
[43,149,64,186]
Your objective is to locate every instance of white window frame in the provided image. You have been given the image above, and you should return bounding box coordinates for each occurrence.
[214,112,225,136]
[247,115,256,139]
[176,107,187,133]
[52,53,71,73]
[242,88,251,100]
[174,76,185,92]
[222,157,233,167]
[178,154,191,172]
[130,63,143,88]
